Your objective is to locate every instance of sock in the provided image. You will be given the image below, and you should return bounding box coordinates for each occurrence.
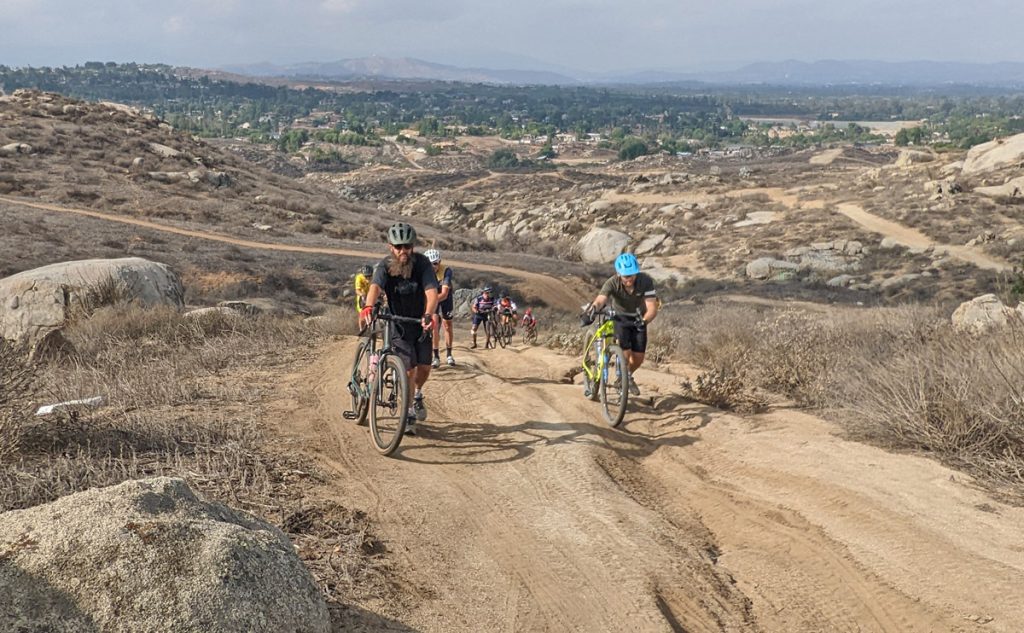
[415,388,423,399]
[446,347,452,355]
[433,349,440,358]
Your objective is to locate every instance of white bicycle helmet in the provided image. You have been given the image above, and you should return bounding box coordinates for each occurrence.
[425,248,441,264]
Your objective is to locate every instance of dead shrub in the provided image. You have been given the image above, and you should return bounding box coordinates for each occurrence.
[0,340,35,462]
[834,320,1024,490]
[681,368,767,413]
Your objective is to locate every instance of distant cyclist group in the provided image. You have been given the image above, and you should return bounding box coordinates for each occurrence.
[348,221,657,450]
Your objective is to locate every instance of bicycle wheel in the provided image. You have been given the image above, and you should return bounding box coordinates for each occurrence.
[599,344,629,427]
[485,318,499,349]
[496,320,508,348]
[582,340,600,402]
[502,322,513,347]
[525,327,538,345]
[369,354,409,455]
[347,337,372,425]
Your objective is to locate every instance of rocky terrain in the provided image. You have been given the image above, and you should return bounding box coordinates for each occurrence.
[3,89,1024,632]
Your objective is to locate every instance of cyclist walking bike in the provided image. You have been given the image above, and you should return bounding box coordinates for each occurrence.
[358,222,439,437]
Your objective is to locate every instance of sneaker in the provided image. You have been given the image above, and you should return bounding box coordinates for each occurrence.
[446,354,455,367]
[405,417,417,436]
[628,377,640,396]
[470,342,478,349]
[431,356,440,369]
[413,395,428,421]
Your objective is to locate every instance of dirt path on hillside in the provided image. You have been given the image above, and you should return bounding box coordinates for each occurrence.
[835,202,1009,271]
[602,186,828,210]
[0,195,588,311]
[275,339,1024,632]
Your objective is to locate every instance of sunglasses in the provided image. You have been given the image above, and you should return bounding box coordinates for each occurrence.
[391,244,413,251]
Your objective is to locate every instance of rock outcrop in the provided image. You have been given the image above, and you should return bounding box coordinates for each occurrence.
[0,477,329,633]
[577,227,631,264]
[951,294,1024,333]
[0,258,184,345]
[961,132,1024,176]
[745,257,798,280]
[974,175,1024,198]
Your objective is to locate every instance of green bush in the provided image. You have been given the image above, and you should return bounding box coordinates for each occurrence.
[618,137,648,161]
[488,148,520,169]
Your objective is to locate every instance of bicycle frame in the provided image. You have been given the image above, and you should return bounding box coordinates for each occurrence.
[345,308,420,419]
[581,313,616,387]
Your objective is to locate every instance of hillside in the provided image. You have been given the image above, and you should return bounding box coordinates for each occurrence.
[2,88,1024,632]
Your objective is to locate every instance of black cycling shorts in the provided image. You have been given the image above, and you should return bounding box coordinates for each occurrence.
[393,327,433,368]
[613,319,648,353]
[437,295,454,321]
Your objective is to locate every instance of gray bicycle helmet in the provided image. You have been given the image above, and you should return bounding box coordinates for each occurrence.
[387,222,417,246]
[359,265,372,276]
[424,248,441,264]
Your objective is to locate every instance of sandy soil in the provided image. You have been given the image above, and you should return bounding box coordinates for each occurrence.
[274,337,1024,632]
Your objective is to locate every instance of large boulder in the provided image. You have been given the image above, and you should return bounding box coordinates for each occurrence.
[962,133,1024,176]
[974,175,1024,198]
[577,227,631,264]
[0,258,184,345]
[951,294,1024,333]
[894,149,936,168]
[0,477,329,633]
[745,257,798,280]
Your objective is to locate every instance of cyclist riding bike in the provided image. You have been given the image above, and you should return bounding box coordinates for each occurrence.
[520,307,537,332]
[425,248,456,368]
[354,264,372,326]
[582,253,658,396]
[497,294,518,334]
[360,223,439,434]
[470,286,497,349]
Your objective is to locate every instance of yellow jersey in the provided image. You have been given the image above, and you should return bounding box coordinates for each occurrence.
[354,273,371,310]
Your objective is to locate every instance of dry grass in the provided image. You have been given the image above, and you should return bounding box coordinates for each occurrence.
[0,303,391,616]
[661,301,1024,497]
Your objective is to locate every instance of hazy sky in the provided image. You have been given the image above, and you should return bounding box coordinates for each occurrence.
[2,0,1022,73]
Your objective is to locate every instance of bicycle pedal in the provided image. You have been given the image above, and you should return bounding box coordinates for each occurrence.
[342,411,357,420]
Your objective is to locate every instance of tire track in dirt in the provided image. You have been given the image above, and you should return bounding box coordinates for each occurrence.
[278,339,757,632]
[269,336,1024,631]
[0,195,589,312]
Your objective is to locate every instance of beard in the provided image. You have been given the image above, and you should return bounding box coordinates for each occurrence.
[387,256,413,278]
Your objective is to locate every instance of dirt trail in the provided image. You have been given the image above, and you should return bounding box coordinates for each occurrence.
[835,202,1009,271]
[0,195,588,311]
[276,339,1024,632]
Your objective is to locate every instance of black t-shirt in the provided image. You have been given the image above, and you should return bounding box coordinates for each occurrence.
[371,253,439,328]
[599,272,657,315]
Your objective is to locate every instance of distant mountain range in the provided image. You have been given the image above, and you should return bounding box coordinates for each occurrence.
[223,57,1024,87]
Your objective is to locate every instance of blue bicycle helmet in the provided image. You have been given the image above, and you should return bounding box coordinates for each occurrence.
[614,252,640,276]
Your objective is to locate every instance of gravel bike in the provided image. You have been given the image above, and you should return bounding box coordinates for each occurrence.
[483,308,500,349]
[496,309,515,348]
[344,305,427,455]
[521,320,538,345]
[579,306,638,428]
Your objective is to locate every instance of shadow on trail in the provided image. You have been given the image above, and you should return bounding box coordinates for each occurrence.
[330,603,423,632]
[394,412,706,466]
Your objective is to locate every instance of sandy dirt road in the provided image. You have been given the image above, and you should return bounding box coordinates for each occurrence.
[274,338,1024,632]
[0,195,588,312]
[834,202,1009,271]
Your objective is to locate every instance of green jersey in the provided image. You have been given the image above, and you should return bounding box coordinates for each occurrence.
[599,273,656,315]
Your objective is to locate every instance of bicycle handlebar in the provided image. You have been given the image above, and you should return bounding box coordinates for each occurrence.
[580,304,645,327]
[370,303,432,342]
